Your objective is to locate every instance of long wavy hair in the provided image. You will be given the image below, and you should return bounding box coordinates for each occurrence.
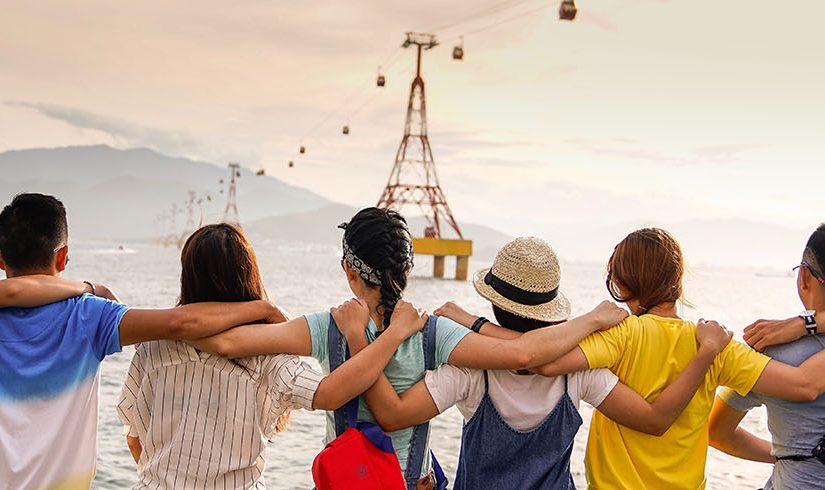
[178,223,287,431]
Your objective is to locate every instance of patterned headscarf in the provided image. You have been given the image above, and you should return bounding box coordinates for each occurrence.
[339,222,383,286]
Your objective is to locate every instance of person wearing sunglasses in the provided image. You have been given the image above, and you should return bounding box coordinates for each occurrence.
[708,224,825,489]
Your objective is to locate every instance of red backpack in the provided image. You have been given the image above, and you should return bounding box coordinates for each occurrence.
[312,316,447,490]
[311,400,406,489]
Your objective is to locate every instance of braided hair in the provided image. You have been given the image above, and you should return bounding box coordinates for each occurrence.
[343,207,414,327]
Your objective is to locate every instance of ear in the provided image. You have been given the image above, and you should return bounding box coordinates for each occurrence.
[55,245,69,272]
[342,261,358,283]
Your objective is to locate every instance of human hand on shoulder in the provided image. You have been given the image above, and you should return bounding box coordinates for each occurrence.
[743,317,805,352]
[389,299,428,341]
[91,283,120,302]
[263,302,289,324]
[331,298,370,343]
[433,300,477,328]
[587,301,629,332]
[696,319,733,355]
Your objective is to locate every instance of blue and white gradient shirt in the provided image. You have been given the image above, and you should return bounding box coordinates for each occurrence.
[0,294,128,490]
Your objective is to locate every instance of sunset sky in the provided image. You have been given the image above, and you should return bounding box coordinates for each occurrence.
[2,0,823,240]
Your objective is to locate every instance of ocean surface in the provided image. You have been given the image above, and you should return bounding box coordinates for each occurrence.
[63,240,802,489]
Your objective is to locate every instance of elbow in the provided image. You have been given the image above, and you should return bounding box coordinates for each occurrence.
[647,422,669,437]
[0,282,22,305]
[168,308,201,339]
[372,409,406,432]
[381,418,405,433]
[639,417,669,437]
[512,344,537,370]
[799,384,819,402]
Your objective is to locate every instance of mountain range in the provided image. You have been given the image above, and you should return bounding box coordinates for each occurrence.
[1,145,812,269]
[0,145,511,257]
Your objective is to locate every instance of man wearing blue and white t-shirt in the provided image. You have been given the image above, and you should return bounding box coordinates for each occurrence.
[0,193,283,490]
[709,224,825,490]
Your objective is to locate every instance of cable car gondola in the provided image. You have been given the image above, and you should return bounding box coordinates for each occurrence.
[452,36,464,61]
[342,125,350,135]
[256,168,265,176]
[377,66,386,87]
[299,145,306,154]
[288,160,294,168]
[559,0,577,21]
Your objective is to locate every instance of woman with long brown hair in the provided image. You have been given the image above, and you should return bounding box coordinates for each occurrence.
[115,223,426,489]
[531,227,825,489]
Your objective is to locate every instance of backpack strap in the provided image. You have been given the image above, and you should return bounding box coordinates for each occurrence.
[328,316,355,436]
[405,316,446,488]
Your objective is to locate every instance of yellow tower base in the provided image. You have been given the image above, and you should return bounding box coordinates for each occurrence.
[412,237,473,280]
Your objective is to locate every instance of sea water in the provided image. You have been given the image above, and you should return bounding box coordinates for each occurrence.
[67,239,795,489]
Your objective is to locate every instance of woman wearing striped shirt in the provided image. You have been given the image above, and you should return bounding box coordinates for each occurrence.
[116,223,426,489]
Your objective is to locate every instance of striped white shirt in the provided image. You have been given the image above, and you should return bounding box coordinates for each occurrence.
[117,340,323,490]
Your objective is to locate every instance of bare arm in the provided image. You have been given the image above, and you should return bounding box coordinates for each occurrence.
[447,301,629,370]
[186,316,312,358]
[433,301,520,340]
[0,275,94,307]
[744,312,825,351]
[708,397,774,463]
[749,350,825,401]
[312,301,427,410]
[126,436,142,464]
[118,300,283,346]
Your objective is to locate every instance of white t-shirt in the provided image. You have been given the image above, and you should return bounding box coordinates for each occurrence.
[424,366,619,431]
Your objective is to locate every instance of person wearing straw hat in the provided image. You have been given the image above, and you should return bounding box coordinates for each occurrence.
[333,237,733,490]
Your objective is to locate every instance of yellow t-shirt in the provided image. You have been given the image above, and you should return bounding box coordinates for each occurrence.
[579,314,771,490]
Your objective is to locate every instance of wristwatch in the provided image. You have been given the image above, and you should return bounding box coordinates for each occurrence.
[800,309,818,336]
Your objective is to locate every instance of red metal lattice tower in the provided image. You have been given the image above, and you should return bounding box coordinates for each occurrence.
[377,32,464,239]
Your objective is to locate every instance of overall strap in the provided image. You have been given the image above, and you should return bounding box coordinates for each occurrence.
[405,316,440,486]
[328,316,355,436]
[564,373,569,394]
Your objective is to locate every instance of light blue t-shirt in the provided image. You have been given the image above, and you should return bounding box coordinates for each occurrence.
[721,334,825,490]
[305,311,470,478]
[0,294,128,489]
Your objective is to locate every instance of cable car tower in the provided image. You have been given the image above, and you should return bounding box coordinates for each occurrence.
[223,162,241,225]
[377,32,472,280]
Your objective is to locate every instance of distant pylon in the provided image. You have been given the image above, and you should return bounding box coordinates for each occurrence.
[223,162,241,224]
[184,191,197,232]
[376,32,463,239]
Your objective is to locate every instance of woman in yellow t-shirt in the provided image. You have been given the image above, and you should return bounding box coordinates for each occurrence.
[537,228,825,490]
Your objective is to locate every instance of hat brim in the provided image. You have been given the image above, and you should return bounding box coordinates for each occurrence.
[473,268,571,323]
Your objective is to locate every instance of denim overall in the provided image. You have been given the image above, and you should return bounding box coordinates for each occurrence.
[453,371,583,490]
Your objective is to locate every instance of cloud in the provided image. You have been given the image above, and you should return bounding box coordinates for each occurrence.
[6,101,204,157]
[565,138,762,165]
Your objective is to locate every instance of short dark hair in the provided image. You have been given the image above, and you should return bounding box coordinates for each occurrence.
[805,224,825,274]
[492,305,552,333]
[0,193,68,270]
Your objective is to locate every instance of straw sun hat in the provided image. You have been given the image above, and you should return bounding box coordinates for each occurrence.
[473,237,571,323]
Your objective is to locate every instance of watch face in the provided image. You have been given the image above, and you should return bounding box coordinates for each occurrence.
[803,309,817,317]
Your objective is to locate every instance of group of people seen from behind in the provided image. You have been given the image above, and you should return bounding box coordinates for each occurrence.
[1,192,825,490]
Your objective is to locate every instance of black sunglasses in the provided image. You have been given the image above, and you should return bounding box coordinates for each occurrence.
[794,260,825,286]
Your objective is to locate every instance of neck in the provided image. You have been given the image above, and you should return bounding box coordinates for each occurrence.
[5,267,58,278]
[358,289,385,330]
[645,302,679,319]
[807,294,825,313]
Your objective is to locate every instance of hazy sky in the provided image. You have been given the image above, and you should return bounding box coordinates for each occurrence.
[2,0,824,239]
